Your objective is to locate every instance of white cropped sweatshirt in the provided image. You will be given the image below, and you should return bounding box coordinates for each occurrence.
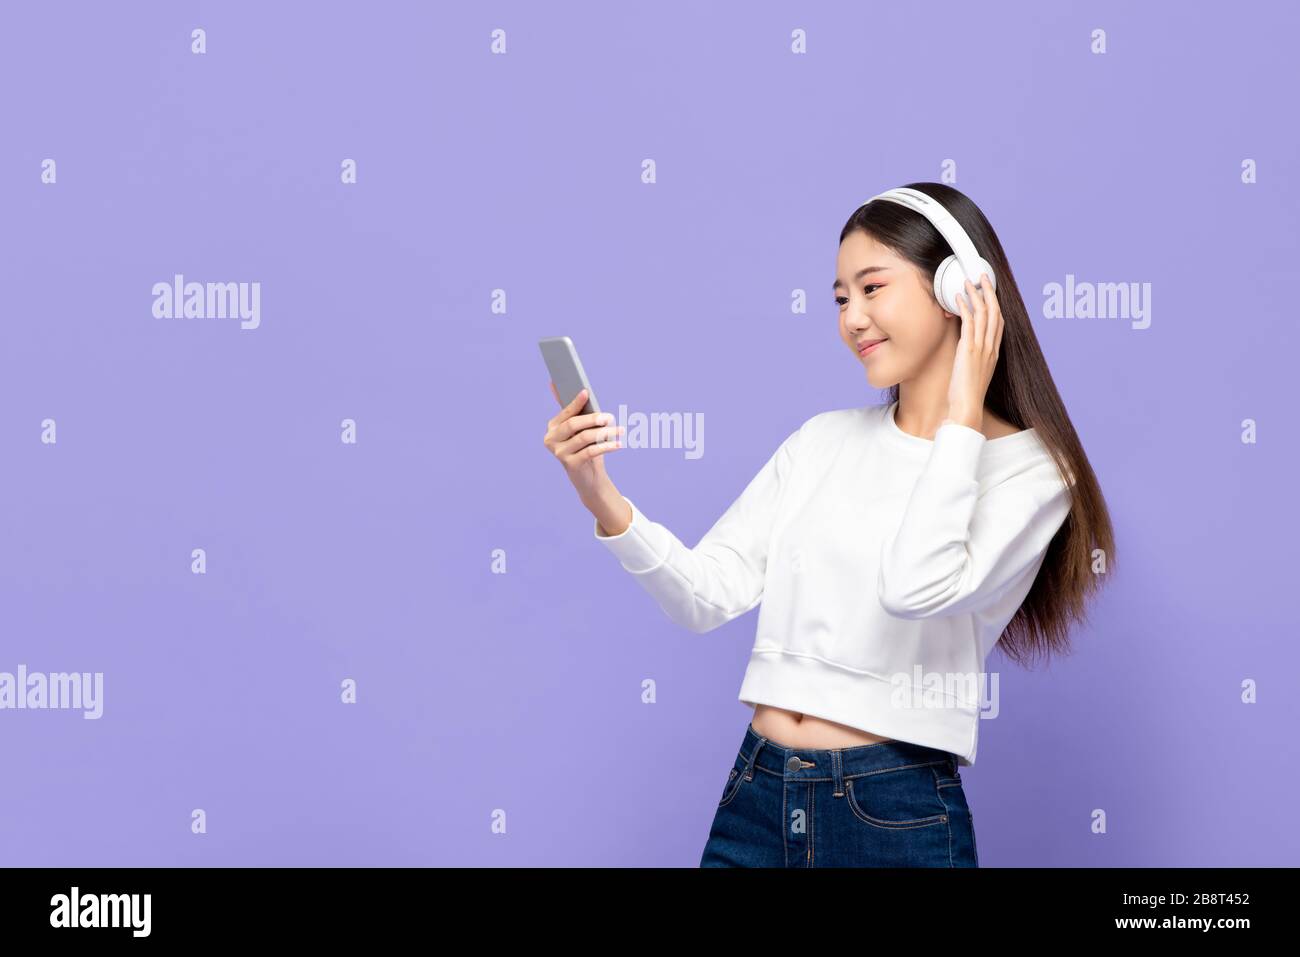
[593,399,1075,766]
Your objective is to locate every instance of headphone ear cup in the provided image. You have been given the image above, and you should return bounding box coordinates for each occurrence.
[934,256,996,315]
[933,256,963,314]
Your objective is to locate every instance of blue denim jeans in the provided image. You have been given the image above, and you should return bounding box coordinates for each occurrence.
[700,722,979,867]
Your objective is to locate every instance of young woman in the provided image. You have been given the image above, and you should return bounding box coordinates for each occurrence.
[543,182,1114,867]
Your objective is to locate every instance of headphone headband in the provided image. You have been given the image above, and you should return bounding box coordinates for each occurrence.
[860,186,993,314]
[863,187,985,287]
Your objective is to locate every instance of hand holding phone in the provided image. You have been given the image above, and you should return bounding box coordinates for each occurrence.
[540,337,625,505]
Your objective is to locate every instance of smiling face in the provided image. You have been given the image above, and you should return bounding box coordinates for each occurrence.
[834,229,957,389]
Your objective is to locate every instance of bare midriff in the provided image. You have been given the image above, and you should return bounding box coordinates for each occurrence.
[751,704,893,750]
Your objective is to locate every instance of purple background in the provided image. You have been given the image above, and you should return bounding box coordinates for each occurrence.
[1,0,1296,867]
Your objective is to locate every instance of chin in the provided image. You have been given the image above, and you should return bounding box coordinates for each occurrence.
[862,366,890,389]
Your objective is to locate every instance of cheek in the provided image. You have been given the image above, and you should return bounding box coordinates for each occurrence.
[890,309,947,346]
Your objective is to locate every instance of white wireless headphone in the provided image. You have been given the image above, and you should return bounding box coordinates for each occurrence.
[863,187,995,316]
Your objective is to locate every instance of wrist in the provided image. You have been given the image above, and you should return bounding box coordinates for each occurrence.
[588,487,633,538]
[944,406,984,432]
[581,482,622,512]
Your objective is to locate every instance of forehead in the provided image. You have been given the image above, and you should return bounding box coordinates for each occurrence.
[835,231,906,276]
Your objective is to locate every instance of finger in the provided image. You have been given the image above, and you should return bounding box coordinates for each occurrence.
[550,380,561,404]
[969,277,989,353]
[963,279,983,348]
[566,387,588,412]
[585,437,623,460]
[965,278,985,322]
[954,285,971,346]
[559,414,618,447]
[560,423,625,458]
[979,273,999,356]
[562,410,615,442]
[978,272,996,313]
[548,386,589,432]
[552,387,588,422]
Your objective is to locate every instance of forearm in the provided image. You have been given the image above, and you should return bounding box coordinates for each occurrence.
[584,482,633,537]
[588,422,805,634]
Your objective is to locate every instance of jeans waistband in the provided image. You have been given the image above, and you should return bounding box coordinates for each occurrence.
[739,722,957,782]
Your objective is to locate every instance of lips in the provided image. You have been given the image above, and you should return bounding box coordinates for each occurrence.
[857,338,887,355]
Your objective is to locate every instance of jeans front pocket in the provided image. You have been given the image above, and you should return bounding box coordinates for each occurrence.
[717,756,749,808]
[844,762,949,829]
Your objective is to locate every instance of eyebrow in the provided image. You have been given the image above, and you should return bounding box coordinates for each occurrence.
[832,266,891,291]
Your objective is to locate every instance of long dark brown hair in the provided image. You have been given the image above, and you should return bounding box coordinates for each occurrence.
[840,182,1114,667]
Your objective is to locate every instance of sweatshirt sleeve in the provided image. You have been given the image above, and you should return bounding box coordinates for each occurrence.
[592,425,803,634]
[876,421,1074,620]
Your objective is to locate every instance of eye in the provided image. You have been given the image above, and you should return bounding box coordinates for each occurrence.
[833,284,882,306]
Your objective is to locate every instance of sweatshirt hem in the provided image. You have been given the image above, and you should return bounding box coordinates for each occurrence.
[737,648,979,766]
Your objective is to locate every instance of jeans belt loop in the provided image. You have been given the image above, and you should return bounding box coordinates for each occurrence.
[745,736,766,781]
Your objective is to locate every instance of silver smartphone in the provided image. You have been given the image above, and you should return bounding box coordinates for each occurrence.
[538,336,601,415]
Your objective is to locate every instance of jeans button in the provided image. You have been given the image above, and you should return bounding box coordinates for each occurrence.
[786,756,801,772]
